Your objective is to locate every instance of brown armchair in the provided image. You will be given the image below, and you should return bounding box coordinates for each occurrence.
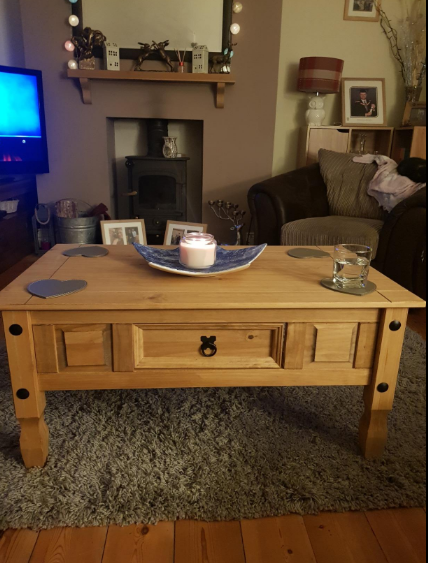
[248,158,426,299]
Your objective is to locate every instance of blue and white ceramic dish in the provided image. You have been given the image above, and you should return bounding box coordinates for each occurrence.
[133,244,267,277]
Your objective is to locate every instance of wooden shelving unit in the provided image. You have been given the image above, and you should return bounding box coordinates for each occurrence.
[67,70,236,108]
[299,126,395,168]
[392,126,427,163]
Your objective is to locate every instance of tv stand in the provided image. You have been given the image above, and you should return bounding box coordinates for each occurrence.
[0,176,38,274]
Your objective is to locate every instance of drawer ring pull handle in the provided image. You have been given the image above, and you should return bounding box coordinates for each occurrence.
[201,336,217,357]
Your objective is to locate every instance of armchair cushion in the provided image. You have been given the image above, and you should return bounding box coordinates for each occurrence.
[281,216,384,257]
[319,150,385,221]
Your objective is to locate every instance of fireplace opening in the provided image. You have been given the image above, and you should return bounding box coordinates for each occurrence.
[111,118,203,244]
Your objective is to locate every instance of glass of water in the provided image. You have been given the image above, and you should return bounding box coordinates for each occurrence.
[333,244,373,290]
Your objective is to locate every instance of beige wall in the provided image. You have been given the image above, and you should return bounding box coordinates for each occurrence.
[273,0,424,176]
[0,0,25,67]
[18,0,283,242]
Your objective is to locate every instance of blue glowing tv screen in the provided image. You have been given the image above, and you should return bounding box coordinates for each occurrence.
[0,66,49,175]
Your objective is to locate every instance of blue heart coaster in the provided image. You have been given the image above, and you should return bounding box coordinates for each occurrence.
[28,280,88,299]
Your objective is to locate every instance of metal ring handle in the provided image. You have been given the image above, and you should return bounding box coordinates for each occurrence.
[201,336,217,357]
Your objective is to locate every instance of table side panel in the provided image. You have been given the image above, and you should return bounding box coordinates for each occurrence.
[29,309,383,389]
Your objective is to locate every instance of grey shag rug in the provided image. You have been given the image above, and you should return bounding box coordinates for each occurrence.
[0,330,426,530]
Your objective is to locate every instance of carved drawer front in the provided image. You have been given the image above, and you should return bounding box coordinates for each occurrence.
[134,324,285,370]
[284,322,379,370]
[33,324,112,373]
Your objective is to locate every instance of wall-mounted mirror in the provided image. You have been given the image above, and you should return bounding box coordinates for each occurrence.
[73,0,233,59]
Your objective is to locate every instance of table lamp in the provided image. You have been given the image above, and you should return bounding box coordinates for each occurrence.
[298,57,344,126]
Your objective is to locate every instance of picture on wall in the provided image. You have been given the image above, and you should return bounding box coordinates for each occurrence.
[101,219,147,245]
[342,78,387,126]
[164,221,208,245]
[344,0,381,22]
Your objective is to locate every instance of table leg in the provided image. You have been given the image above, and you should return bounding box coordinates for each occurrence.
[359,308,408,459]
[4,311,49,468]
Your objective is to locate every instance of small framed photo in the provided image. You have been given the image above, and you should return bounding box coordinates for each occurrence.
[101,219,147,246]
[402,102,427,127]
[344,0,380,22]
[342,78,387,127]
[164,221,208,245]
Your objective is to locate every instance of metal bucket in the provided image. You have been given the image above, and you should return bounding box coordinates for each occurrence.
[54,216,100,244]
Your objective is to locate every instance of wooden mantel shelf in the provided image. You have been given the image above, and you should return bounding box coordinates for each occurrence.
[67,70,236,108]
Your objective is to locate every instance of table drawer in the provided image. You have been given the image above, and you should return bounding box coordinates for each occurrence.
[134,324,285,369]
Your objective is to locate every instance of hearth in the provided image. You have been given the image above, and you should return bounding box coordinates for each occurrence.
[124,156,190,244]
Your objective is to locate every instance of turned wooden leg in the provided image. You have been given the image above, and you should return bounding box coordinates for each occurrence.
[19,417,49,468]
[359,308,408,459]
[4,311,50,468]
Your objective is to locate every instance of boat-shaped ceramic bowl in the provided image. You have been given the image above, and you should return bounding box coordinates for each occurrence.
[133,244,267,277]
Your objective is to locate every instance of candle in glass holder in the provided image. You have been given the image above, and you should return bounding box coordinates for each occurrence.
[179,233,217,269]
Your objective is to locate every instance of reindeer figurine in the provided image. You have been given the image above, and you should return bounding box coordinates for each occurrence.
[210,43,237,74]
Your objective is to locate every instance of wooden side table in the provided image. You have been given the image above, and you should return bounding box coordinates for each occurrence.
[0,245,425,468]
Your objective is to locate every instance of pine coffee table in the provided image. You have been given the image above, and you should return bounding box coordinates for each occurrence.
[0,245,425,468]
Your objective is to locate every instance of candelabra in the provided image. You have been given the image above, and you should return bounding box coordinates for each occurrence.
[208,200,246,245]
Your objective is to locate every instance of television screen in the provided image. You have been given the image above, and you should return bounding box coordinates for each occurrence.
[0,66,49,175]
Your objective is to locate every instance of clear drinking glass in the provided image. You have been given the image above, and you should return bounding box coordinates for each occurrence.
[333,244,373,289]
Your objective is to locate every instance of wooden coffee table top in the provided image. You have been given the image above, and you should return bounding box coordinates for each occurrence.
[0,245,425,311]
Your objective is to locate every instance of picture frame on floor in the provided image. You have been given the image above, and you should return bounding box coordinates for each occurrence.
[101,219,147,245]
[342,78,387,127]
[344,0,381,22]
[164,221,208,245]
[402,102,427,127]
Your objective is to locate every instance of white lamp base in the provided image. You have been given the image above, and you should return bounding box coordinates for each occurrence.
[306,95,326,126]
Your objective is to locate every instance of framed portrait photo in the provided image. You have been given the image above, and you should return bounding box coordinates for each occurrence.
[101,219,147,246]
[164,221,208,245]
[344,0,380,22]
[402,102,427,127]
[342,78,387,127]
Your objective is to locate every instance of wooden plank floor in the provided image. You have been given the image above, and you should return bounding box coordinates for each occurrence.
[0,512,426,563]
[0,256,426,563]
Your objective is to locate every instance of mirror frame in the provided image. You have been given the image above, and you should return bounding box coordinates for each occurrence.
[72,0,233,62]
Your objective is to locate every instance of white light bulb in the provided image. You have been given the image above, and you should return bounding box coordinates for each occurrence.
[233,2,243,14]
[68,60,78,70]
[64,40,75,52]
[69,15,79,27]
[230,23,241,35]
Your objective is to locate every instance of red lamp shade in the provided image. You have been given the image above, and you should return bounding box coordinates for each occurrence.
[298,57,344,94]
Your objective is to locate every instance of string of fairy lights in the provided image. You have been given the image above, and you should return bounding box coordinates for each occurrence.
[64,0,244,70]
[64,0,80,69]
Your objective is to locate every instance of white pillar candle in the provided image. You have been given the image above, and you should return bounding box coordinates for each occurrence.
[179,234,217,270]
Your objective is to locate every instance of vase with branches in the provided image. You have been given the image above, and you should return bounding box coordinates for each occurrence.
[208,200,246,245]
[374,0,426,101]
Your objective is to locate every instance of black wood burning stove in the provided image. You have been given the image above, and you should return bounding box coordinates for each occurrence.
[124,156,190,244]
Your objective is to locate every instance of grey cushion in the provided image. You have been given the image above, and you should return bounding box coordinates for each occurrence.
[281,216,384,257]
[319,149,385,221]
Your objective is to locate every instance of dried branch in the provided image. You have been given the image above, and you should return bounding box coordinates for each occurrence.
[374,0,426,88]
[374,0,406,82]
